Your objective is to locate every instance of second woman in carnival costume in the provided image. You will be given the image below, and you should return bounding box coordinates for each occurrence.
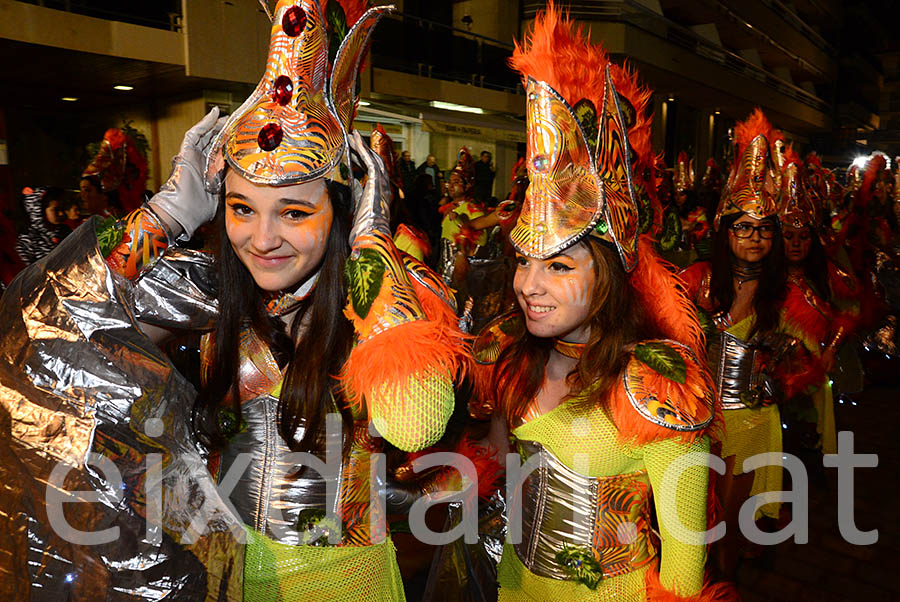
[680,110,826,578]
[470,5,735,600]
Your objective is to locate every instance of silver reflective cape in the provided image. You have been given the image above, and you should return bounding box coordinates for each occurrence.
[0,218,242,600]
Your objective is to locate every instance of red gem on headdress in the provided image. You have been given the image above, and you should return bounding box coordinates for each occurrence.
[282,6,307,37]
[258,123,283,151]
[272,75,293,105]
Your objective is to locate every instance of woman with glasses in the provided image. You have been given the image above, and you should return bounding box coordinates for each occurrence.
[680,110,825,579]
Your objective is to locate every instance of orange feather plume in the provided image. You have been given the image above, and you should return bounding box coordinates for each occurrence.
[510,1,654,172]
[631,236,706,358]
[734,108,777,159]
[782,143,802,170]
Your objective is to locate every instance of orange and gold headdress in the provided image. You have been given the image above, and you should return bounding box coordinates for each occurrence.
[509,4,652,270]
[451,147,476,197]
[205,0,392,188]
[508,3,705,361]
[715,108,782,229]
[674,151,695,194]
[778,145,818,229]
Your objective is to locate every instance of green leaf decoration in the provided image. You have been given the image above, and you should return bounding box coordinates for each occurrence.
[296,508,341,546]
[634,341,687,384]
[694,307,717,343]
[658,208,682,251]
[96,216,124,257]
[326,0,349,65]
[555,544,604,590]
[345,247,386,319]
[572,99,599,157]
[638,189,652,234]
[615,91,636,129]
[216,407,247,438]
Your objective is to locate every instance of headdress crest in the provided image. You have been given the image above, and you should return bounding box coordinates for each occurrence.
[715,108,781,229]
[778,145,818,229]
[205,0,393,188]
[674,151,695,194]
[508,3,653,270]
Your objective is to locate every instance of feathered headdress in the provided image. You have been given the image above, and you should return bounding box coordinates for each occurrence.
[509,3,704,356]
[778,145,818,229]
[859,152,889,209]
[508,2,653,270]
[205,0,393,188]
[674,151,694,193]
[715,108,782,229]
[82,126,149,212]
[700,157,721,192]
[451,147,476,197]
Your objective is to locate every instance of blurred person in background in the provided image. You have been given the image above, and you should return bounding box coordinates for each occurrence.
[15,186,70,266]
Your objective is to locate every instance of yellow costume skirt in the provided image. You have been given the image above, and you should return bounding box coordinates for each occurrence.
[812,379,837,455]
[497,543,652,602]
[244,528,406,602]
[722,405,783,519]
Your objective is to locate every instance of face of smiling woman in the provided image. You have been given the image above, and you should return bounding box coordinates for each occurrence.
[514,243,597,343]
[224,170,333,293]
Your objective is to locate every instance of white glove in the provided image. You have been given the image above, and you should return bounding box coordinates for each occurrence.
[149,107,227,240]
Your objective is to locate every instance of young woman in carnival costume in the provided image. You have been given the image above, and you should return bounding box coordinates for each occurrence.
[781,146,863,456]
[0,1,471,600]
[469,6,736,600]
[679,109,825,578]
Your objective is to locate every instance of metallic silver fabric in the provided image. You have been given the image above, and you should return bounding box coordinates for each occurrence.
[130,247,218,330]
[707,330,787,409]
[438,238,458,284]
[219,394,336,547]
[0,219,242,600]
[513,440,655,581]
[707,331,759,410]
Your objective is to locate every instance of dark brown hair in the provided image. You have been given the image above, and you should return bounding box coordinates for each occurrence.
[494,239,655,426]
[193,177,355,453]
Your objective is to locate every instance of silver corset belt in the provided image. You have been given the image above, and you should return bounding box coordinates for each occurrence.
[707,330,782,410]
[217,396,384,547]
[513,440,656,581]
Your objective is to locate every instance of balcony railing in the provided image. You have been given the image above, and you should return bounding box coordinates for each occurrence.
[370,11,519,95]
[16,0,181,31]
[523,0,830,114]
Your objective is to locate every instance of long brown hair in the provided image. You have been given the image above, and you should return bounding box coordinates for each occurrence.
[494,239,656,426]
[193,176,355,453]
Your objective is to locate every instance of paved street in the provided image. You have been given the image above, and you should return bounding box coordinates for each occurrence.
[736,378,899,601]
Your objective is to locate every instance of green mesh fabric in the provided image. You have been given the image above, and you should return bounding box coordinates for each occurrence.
[498,546,651,601]
[243,527,405,601]
[502,400,710,599]
[370,371,454,452]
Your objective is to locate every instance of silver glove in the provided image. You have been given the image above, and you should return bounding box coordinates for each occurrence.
[149,107,227,240]
[347,131,392,243]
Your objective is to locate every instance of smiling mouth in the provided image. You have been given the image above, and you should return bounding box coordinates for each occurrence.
[250,253,292,265]
[527,304,555,314]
